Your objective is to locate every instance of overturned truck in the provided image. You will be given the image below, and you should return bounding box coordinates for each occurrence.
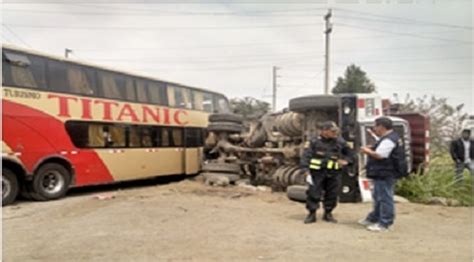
[203,94,429,202]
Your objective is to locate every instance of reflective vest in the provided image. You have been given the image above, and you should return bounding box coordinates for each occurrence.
[309,158,340,170]
[307,138,343,171]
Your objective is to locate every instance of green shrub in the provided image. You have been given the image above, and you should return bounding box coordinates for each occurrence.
[395,155,473,206]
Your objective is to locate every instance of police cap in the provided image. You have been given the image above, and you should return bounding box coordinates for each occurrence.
[319,121,339,132]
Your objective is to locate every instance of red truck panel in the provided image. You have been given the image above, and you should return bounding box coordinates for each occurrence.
[391,113,430,172]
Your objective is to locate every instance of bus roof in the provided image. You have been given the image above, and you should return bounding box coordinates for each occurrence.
[2,43,227,98]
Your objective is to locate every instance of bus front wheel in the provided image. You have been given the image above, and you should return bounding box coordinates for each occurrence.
[2,168,20,206]
[31,163,71,201]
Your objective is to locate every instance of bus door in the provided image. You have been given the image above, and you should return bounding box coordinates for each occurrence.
[159,127,186,175]
[184,128,203,175]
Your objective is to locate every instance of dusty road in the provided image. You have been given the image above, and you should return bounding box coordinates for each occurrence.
[2,177,473,262]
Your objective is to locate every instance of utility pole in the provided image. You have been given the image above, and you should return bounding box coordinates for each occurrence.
[272,66,280,112]
[65,48,72,58]
[324,9,332,95]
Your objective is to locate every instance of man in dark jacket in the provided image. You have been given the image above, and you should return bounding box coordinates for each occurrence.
[450,129,474,181]
[359,117,401,232]
[300,121,353,224]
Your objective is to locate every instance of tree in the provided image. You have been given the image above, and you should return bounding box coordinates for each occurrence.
[230,97,270,120]
[392,94,468,157]
[332,64,376,94]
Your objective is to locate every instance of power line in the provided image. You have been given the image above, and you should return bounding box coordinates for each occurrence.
[336,22,473,44]
[334,56,471,64]
[2,24,32,48]
[3,7,326,17]
[70,4,329,16]
[72,41,470,57]
[2,33,15,43]
[4,22,321,31]
[88,51,324,61]
[334,7,473,30]
[368,71,472,75]
[375,78,471,82]
[86,55,325,67]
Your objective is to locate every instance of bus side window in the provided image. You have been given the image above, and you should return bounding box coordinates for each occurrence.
[136,79,149,104]
[172,128,184,147]
[108,125,126,148]
[2,53,13,86]
[140,126,153,147]
[98,71,124,100]
[124,76,136,101]
[152,126,162,147]
[214,95,231,113]
[169,85,192,109]
[48,59,69,92]
[185,128,203,147]
[202,92,214,113]
[192,91,204,111]
[3,51,47,89]
[182,88,193,109]
[148,81,166,105]
[67,65,95,95]
[88,123,106,147]
[65,121,89,148]
[128,126,141,147]
[161,128,171,147]
[167,85,176,107]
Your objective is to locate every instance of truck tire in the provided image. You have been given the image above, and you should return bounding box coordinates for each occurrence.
[202,172,240,183]
[202,162,241,174]
[287,185,308,202]
[30,163,71,201]
[272,167,286,188]
[209,113,243,124]
[284,166,300,186]
[208,122,243,133]
[289,95,340,112]
[2,168,19,206]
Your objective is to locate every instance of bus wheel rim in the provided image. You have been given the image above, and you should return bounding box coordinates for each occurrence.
[41,171,65,194]
[2,175,11,199]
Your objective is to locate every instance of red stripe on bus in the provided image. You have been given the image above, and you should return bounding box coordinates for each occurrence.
[2,100,114,186]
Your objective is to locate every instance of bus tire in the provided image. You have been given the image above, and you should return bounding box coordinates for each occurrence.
[286,185,308,202]
[208,122,243,133]
[209,113,243,124]
[289,95,339,112]
[2,168,19,206]
[31,163,71,201]
[202,162,241,174]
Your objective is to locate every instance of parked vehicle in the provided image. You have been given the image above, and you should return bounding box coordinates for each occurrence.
[2,44,231,206]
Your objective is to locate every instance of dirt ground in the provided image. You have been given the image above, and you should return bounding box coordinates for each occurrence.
[2,177,473,262]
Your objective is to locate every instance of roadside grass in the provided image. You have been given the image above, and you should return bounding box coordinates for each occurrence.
[395,156,473,206]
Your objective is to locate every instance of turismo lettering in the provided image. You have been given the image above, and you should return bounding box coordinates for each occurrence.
[3,88,41,99]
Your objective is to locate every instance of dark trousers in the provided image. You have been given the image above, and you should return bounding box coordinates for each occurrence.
[306,172,341,213]
[455,162,474,182]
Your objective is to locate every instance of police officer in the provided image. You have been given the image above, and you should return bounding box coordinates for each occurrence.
[300,121,353,224]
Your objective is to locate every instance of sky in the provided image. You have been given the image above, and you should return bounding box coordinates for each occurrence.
[2,0,473,113]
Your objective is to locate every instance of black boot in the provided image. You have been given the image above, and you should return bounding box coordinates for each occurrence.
[323,212,337,223]
[304,212,316,224]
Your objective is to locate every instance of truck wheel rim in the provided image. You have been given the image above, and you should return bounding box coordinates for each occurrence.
[41,171,65,194]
